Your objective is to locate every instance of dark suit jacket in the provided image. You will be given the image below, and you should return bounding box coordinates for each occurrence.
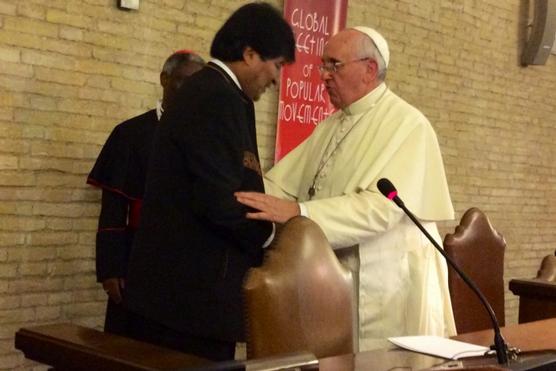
[125,63,273,342]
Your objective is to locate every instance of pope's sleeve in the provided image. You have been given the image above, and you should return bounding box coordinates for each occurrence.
[303,190,405,248]
[303,120,452,248]
[263,177,297,200]
[263,133,315,200]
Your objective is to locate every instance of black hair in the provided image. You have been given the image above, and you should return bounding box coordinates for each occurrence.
[210,2,295,63]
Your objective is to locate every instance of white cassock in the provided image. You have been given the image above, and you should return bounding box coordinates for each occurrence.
[265,83,457,351]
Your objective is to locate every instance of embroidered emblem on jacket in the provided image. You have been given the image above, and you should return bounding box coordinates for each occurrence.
[243,151,261,175]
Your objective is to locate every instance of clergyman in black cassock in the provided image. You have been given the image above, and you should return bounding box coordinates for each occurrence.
[87,51,204,337]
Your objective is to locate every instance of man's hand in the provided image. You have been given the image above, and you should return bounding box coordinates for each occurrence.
[102,278,125,304]
[235,192,300,223]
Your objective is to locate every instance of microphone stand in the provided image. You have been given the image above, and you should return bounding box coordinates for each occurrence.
[396,201,509,364]
[376,177,510,364]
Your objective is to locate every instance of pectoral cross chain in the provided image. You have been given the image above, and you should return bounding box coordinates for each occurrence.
[308,186,316,199]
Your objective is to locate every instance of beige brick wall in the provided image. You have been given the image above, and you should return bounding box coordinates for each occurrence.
[0,0,555,369]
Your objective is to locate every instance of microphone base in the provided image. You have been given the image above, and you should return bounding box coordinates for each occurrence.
[451,350,556,370]
[506,350,556,371]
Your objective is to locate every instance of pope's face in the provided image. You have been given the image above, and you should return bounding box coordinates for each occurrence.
[320,31,375,109]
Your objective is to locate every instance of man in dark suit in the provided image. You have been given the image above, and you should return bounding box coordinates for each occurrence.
[87,51,204,337]
[124,2,295,361]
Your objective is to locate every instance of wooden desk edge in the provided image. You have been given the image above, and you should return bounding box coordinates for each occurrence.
[15,323,211,371]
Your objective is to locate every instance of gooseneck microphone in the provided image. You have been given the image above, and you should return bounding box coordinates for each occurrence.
[377,178,509,365]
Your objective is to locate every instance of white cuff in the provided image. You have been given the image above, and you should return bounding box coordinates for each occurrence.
[298,203,309,218]
[262,223,276,248]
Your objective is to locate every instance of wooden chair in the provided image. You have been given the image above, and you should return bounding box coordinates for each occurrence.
[443,207,506,334]
[509,251,556,323]
[536,252,556,281]
[243,216,356,359]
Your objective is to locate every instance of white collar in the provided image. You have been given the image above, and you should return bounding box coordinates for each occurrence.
[156,100,163,121]
[343,83,388,116]
[210,59,242,91]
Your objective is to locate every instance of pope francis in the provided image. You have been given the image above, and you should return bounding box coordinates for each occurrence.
[235,26,456,352]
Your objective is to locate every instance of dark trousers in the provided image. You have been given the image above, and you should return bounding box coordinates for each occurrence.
[126,311,236,362]
[104,298,132,336]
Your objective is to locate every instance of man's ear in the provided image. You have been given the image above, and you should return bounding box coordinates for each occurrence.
[242,46,259,66]
[160,71,168,88]
[365,58,379,81]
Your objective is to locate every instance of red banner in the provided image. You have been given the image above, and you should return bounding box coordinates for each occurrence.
[275,0,348,162]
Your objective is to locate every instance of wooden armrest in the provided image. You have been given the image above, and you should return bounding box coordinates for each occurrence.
[509,279,556,324]
[15,323,211,371]
[509,279,556,298]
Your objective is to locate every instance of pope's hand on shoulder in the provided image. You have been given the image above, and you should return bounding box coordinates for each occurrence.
[235,191,300,224]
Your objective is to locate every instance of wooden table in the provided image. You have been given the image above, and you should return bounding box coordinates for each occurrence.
[316,318,556,370]
[15,319,556,370]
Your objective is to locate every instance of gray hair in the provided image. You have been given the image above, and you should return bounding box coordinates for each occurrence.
[161,52,205,75]
[355,36,387,81]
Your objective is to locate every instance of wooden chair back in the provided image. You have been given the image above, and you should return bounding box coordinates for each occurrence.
[444,208,506,333]
[243,216,356,359]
